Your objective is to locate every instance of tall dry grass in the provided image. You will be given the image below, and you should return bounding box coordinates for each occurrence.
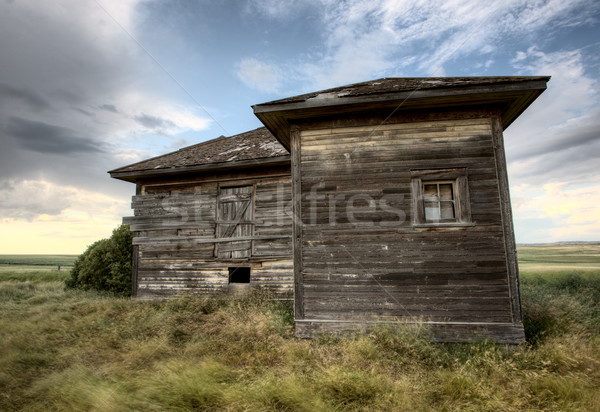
[0,271,598,411]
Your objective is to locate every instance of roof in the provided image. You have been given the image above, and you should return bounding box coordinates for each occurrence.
[253,76,550,149]
[258,76,549,105]
[109,127,289,182]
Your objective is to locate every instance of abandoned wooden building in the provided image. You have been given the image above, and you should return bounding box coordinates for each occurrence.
[109,127,294,299]
[111,76,550,343]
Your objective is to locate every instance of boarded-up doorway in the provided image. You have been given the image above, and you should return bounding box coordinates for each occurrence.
[216,185,254,259]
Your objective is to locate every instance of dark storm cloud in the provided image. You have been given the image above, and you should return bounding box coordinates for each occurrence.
[507,119,600,185]
[99,104,119,113]
[6,117,104,154]
[73,108,94,117]
[509,113,600,162]
[134,113,177,130]
[0,83,51,111]
[0,0,164,220]
[511,141,600,181]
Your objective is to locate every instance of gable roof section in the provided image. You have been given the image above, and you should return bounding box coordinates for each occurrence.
[109,127,289,182]
[253,76,550,150]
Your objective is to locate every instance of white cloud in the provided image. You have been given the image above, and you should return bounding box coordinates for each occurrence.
[236,58,283,93]
[503,47,600,242]
[512,181,600,242]
[505,47,599,182]
[0,179,128,223]
[239,0,597,89]
[101,92,213,140]
[0,179,130,254]
[245,0,325,19]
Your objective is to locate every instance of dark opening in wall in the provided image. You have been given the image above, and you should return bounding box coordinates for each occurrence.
[229,267,251,283]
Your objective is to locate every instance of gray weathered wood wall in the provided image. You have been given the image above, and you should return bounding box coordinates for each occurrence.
[292,110,524,342]
[124,169,293,299]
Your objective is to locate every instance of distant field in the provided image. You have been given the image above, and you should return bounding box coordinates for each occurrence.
[0,254,77,273]
[1,246,599,273]
[517,243,600,273]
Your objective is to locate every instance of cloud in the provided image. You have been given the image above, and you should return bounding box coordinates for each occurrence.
[0,180,65,220]
[134,113,177,132]
[0,179,126,222]
[512,181,600,242]
[0,83,50,111]
[509,107,600,163]
[505,47,600,184]
[238,0,598,89]
[6,117,104,154]
[99,104,119,113]
[236,58,283,93]
[502,46,600,242]
[2,0,599,251]
[0,179,130,253]
[245,0,319,18]
[0,0,213,210]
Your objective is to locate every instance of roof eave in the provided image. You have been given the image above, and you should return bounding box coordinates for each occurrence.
[253,78,549,150]
[109,155,291,183]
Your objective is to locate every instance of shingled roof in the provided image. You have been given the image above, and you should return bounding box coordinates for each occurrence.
[109,127,289,182]
[257,76,550,105]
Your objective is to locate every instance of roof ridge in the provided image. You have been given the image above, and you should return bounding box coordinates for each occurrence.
[108,127,269,174]
[254,76,551,107]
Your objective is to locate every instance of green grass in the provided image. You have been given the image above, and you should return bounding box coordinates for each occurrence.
[0,245,598,410]
[0,255,76,274]
[518,243,600,272]
[0,254,77,266]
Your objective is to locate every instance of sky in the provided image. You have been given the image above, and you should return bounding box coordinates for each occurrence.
[1,0,599,254]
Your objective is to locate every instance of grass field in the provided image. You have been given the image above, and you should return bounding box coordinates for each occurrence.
[518,243,600,273]
[0,254,76,273]
[0,246,598,411]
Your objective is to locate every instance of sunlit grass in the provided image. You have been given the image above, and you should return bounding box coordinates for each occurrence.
[518,243,600,273]
[0,245,598,410]
[0,254,76,274]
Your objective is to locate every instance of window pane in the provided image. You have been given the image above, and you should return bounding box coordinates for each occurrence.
[424,201,440,221]
[423,184,438,201]
[440,202,455,220]
[439,184,453,200]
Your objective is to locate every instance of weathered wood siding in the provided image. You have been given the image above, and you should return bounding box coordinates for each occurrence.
[124,172,293,299]
[293,112,523,341]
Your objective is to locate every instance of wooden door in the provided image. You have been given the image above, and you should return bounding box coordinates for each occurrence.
[216,185,253,259]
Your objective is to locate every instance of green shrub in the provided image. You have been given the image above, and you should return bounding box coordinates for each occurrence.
[65,225,133,296]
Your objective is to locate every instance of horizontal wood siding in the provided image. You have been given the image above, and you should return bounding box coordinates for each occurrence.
[125,173,293,299]
[297,117,514,326]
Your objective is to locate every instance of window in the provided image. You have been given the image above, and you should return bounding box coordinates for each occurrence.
[411,168,472,226]
[423,181,456,222]
[229,267,251,283]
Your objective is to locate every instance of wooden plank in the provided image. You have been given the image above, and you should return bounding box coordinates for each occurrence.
[411,177,424,225]
[294,320,525,343]
[134,256,293,299]
[131,244,139,297]
[291,125,304,320]
[491,114,522,323]
[132,234,289,245]
[142,170,290,193]
[299,117,492,137]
